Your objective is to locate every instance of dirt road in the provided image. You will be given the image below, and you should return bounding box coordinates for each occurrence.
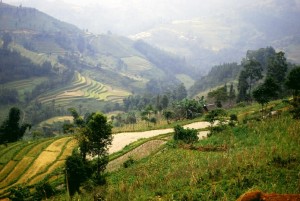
[109,121,210,154]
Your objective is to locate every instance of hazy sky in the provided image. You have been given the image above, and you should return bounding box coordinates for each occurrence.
[3,0,300,35]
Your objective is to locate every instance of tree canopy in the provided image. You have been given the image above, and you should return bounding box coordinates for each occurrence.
[0,107,31,144]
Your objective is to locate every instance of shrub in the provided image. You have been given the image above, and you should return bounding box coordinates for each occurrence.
[34,182,55,200]
[8,185,31,201]
[173,125,199,144]
[123,157,135,168]
[230,114,238,121]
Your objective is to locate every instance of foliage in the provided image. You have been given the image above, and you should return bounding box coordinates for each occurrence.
[205,109,227,133]
[237,70,250,102]
[0,88,19,104]
[123,84,186,112]
[104,115,300,200]
[238,58,263,102]
[207,85,228,107]
[163,110,173,124]
[267,51,288,91]
[245,47,276,71]
[252,77,280,116]
[286,66,300,96]
[190,62,241,96]
[173,99,203,119]
[173,125,199,144]
[34,182,55,200]
[228,83,236,105]
[2,32,13,49]
[286,66,300,119]
[8,185,31,201]
[66,150,91,196]
[0,107,31,144]
[85,113,112,176]
[123,157,135,168]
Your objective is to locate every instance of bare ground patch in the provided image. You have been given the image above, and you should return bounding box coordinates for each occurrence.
[107,140,166,172]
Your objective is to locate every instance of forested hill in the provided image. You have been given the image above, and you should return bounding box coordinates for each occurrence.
[189,62,241,97]
[188,47,294,97]
[0,2,82,34]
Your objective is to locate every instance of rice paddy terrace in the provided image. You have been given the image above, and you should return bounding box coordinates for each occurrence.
[0,137,77,196]
[37,71,131,107]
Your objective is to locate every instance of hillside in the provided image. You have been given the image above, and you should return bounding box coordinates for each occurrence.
[0,100,299,200]
[130,3,300,72]
[0,2,196,124]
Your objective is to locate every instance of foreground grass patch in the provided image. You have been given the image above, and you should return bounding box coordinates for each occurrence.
[104,116,300,200]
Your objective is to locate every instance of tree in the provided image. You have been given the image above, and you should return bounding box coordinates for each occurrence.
[285,66,300,119]
[174,83,187,101]
[286,66,300,97]
[228,83,236,106]
[85,113,112,178]
[205,109,227,134]
[252,77,279,117]
[2,32,12,49]
[173,125,198,144]
[163,110,173,124]
[161,95,169,109]
[237,70,249,102]
[126,112,137,129]
[207,86,228,107]
[243,58,263,100]
[68,108,84,127]
[66,151,90,196]
[174,99,203,119]
[0,107,31,144]
[66,109,112,183]
[267,51,288,90]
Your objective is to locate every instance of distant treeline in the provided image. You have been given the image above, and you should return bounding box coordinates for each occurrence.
[189,62,242,96]
[189,47,278,97]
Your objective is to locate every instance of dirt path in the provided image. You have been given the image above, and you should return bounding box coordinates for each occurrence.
[109,121,210,154]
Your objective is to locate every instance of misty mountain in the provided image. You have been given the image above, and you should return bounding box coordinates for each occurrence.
[6,0,299,75]
[0,2,200,123]
[130,1,300,72]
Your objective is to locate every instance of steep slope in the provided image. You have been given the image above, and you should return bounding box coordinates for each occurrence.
[0,2,196,124]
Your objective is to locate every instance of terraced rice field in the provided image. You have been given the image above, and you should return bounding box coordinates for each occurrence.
[122,56,153,73]
[38,71,131,107]
[12,44,61,66]
[0,137,76,194]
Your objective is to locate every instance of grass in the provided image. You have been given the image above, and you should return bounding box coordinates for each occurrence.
[101,114,300,200]
[1,99,298,200]
[112,116,204,133]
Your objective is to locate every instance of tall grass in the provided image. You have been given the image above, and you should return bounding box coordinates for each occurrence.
[102,115,300,200]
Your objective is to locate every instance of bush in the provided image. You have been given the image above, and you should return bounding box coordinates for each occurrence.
[8,185,31,201]
[34,182,55,200]
[230,114,238,121]
[123,157,135,168]
[173,125,199,144]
